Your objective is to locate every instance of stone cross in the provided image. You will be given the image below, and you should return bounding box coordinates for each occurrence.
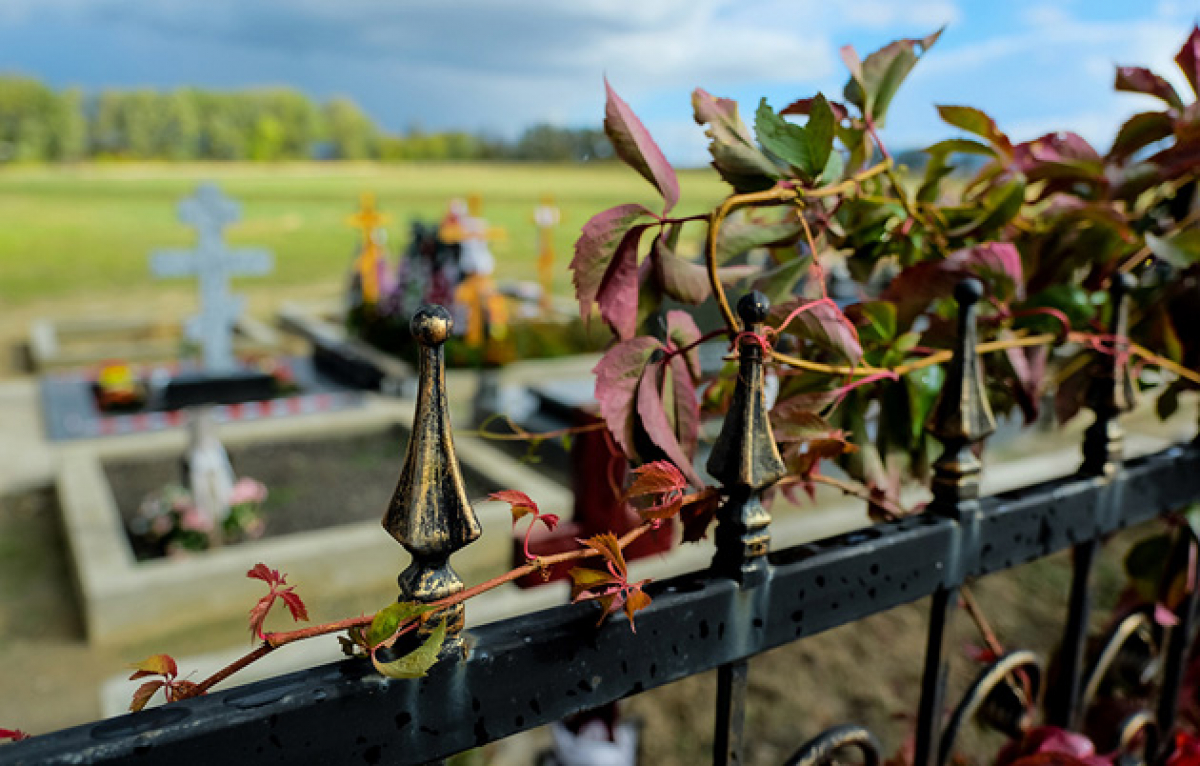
[150,184,273,373]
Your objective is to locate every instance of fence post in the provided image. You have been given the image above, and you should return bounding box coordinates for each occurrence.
[1048,273,1135,729]
[382,304,482,655]
[914,279,996,766]
[707,291,788,766]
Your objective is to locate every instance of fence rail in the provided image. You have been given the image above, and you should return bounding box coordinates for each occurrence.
[8,279,1200,766]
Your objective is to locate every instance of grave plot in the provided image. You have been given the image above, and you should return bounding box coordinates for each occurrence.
[38,183,366,441]
[278,193,608,389]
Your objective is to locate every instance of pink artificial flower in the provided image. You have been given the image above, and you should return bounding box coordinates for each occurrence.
[229,478,268,506]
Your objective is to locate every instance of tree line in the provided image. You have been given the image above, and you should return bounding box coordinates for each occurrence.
[0,75,614,163]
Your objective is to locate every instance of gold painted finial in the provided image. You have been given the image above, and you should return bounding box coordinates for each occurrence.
[383,304,481,645]
[708,291,786,584]
[928,279,996,514]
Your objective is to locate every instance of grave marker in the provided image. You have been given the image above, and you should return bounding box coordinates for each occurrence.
[150,183,273,373]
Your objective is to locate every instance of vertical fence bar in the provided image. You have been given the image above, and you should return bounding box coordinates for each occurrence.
[1048,273,1134,729]
[914,280,996,766]
[382,305,483,655]
[707,292,787,766]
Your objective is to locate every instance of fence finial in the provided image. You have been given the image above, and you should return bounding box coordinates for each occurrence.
[928,279,996,513]
[1081,273,1135,477]
[383,305,481,641]
[708,291,786,585]
[707,291,787,489]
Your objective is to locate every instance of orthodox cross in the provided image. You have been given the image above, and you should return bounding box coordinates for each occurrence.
[150,183,273,373]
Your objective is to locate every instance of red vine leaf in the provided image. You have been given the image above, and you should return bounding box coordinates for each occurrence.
[0,728,30,742]
[595,336,661,459]
[1176,25,1200,98]
[128,653,178,680]
[129,681,164,712]
[604,78,680,214]
[770,298,863,367]
[570,533,652,631]
[571,204,654,330]
[1115,66,1184,108]
[665,310,703,381]
[599,224,649,340]
[884,242,1024,325]
[679,488,722,543]
[636,359,704,487]
[490,490,540,522]
[625,460,687,521]
[246,563,309,640]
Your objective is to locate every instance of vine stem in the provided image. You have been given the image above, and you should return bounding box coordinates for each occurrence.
[806,473,909,520]
[189,505,685,695]
[470,414,607,443]
[705,161,894,331]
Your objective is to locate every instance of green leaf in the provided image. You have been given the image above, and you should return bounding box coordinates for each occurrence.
[755,99,816,179]
[948,175,1026,238]
[906,365,945,442]
[935,105,1012,155]
[1147,229,1200,268]
[372,620,448,679]
[804,94,836,178]
[367,602,434,649]
[852,301,897,344]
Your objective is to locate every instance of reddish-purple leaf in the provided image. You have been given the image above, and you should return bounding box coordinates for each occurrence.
[636,361,705,488]
[668,355,701,458]
[128,654,178,681]
[665,310,703,380]
[490,490,540,523]
[654,238,710,305]
[883,242,1024,324]
[598,223,651,340]
[594,337,661,459]
[246,563,283,588]
[1115,66,1184,107]
[129,681,164,713]
[571,204,654,327]
[1006,343,1049,425]
[1110,111,1175,160]
[679,489,722,543]
[781,96,849,121]
[605,79,680,213]
[249,593,275,640]
[625,460,687,499]
[278,590,309,623]
[1176,25,1200,98]
[769,298,863,367]
[1012,132,1102,181]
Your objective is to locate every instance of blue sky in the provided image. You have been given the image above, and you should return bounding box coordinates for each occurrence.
[0,0,1196,165]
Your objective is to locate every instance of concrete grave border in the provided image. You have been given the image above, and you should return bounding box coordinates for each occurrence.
[54,399,572,646]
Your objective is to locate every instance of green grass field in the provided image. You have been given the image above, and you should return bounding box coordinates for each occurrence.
[0,162,729,305]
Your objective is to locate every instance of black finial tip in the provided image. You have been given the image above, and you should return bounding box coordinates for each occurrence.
[737,291,770,325]
[411,304,453,346]
[954,278,985,307]
[1112,271,1137,294]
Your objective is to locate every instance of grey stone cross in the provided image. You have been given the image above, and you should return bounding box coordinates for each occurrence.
[150,183,274,373]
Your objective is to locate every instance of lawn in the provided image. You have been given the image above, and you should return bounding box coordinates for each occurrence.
[0,162,729,305]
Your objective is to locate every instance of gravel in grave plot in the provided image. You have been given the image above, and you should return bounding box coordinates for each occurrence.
[104,427,501,555]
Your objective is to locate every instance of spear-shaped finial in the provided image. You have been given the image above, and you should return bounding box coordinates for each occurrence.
[928,279,997,515]
[707,291,787,490]
[708,291,786,585]
[383,305,481,642]
[1081,273,1136,477]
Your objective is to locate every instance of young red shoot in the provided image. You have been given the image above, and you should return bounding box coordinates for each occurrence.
[624,460,687,523]
[247,563,310,641]
[0,728,30,742]
[490,490,561,562]
[569,532,652,631]
[127,653,201,712]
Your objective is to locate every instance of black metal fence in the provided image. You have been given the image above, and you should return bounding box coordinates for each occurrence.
[8,277,1200,766]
